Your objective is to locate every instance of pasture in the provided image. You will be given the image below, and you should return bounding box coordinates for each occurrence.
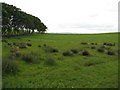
[2,33,119,88]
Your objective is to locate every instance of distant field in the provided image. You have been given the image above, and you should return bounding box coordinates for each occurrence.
[2,33,119,88]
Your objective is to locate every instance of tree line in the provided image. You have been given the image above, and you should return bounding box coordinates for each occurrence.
[2,3,47,36]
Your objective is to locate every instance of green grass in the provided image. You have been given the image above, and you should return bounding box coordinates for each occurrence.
[2,33,119,88]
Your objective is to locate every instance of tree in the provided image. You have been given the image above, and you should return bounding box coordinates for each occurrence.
[2,3,47,36]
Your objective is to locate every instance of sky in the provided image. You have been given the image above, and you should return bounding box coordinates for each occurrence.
[0,0,119,33]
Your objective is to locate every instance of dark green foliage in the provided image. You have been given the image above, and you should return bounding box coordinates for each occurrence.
[22,53,39,64]
[2,3,47,36]
[44,57,56,66]
[63,51,74,56]
[2,58,19,75]
[82,51,90,56]
[71,49,79,54]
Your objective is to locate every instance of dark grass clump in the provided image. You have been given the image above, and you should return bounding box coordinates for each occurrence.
[118,49,120,55]
[13,42,16,45]
[91,43,97,45]
[81,42,88,45]
[107,51,115,55]
[101,45,111,50]
[82,51,90,56]
[97,48,105,53]
[44,46,59,53]
[103,42,115,46]
[84,60,104,67]
[43,44,47,47]
[91,46,96,49]
[71,49,79,54]
[95,43,98,45]
[19,43,28,48]
[10,47,21,58]
[63,51,74,56]
[7,43,12,46]
[106,43,113,46]
[2,58,19,75]
[91,43,94,45]
[22,53,39,64]
[27,43,32,47]
[38,45,41,47]
[2,39,7,43]
[50,47,59,53]
[44,57,56,66]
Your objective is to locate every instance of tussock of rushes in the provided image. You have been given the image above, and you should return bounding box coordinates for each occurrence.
[22,52,39,64]
[2,58,19,75]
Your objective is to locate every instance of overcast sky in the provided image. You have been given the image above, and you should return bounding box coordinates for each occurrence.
[1,0,119,33]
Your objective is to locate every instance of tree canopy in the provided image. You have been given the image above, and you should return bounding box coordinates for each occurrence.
[2,3,47,36]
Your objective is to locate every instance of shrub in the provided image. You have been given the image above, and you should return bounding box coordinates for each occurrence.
[22,53,39,64]
[71,49,79,54]
[27,43,32,46]
[44,57,56,66]
[63,51,74,56]
[107,51,115,55]
[2,58,19,75]
[82,51,90,56]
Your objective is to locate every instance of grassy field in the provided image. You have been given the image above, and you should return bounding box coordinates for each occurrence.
[2,33,119,88]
